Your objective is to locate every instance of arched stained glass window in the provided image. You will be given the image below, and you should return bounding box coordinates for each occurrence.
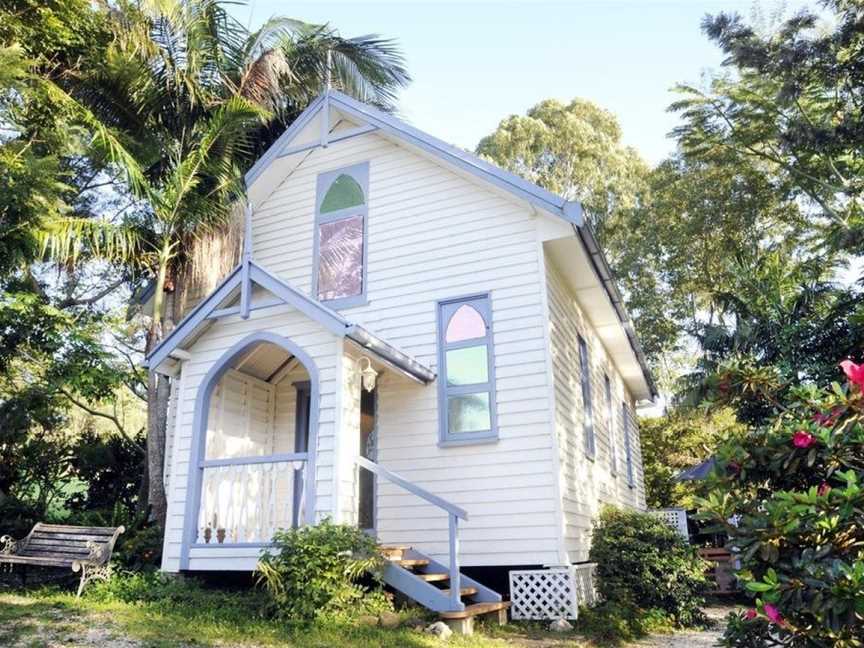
[320,174,365,213]
[445,304,486,343]
[437,294,498,444]
[314,163,369,305]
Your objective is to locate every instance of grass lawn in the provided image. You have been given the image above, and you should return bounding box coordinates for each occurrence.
[0,588,596,648]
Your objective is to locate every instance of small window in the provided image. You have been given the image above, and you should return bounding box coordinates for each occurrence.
[313,163,368,307]
[605,375,618,475]
[437,295,497,444]
[623,402,635,487]
[579,335,595,459]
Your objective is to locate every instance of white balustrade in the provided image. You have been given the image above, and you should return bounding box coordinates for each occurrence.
[196,458,305,544]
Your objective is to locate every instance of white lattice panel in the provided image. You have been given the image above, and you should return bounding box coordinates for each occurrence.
[509,564,599,620]
[650,508,689,542]
[572,563,598,607]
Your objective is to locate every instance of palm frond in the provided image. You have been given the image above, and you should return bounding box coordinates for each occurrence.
[39,217,142,266]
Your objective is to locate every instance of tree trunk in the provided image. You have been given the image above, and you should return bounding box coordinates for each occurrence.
[146,369,170,528]
[144,250,171,529]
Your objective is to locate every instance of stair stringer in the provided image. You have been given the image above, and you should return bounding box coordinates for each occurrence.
[419,554,502,603]
[382,562,458,612]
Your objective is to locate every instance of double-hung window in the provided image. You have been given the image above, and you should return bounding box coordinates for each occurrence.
[437,294,498,444]
[579,335,596,459]
[605,375,618,475]
[313,162,369,307]
[623,402,635,487]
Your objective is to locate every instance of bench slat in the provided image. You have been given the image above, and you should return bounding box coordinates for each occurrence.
[30,532,111,543]
[22,546,91,556]
[0,555,73,568]
[19,549,90,560]
[34,524,116,535]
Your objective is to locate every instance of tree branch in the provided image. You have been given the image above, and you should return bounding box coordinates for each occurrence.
[57,387,146,454]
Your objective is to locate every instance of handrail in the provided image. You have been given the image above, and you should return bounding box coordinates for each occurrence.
[355,456,468,520]
[357,456,467,612]
[200,452,308,469]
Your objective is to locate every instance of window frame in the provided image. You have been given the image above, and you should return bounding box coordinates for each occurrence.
[311,162,370,308]
[605,374,618,476]
[579,335,596,459]
[436,293,499,446]
[623,402,635,488]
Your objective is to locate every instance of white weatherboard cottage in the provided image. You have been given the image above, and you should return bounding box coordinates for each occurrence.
[147,89,656,626]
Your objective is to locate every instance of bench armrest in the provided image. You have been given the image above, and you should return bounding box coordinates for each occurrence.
[71,526,125,570]
[0,535,19,555]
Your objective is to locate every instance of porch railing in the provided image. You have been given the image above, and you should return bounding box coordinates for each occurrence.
[196,453,307,545]
[356,455,469,611]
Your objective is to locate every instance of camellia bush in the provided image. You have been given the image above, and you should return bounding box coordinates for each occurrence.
[699,358,864,647]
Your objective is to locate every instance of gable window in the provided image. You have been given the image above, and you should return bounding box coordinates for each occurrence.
[437,295,498,444]
[623,402,635,487]
[579,335,596,459]
[605,375,618,475]
[313,162,369,307]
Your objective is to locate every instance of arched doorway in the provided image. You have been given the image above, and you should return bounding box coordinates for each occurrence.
[181,333,319,564]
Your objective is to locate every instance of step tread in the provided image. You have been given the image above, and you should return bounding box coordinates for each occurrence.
[440,601,511,619]
[416,572,449,582]
[439,587,478,597]
[395,558,430,567]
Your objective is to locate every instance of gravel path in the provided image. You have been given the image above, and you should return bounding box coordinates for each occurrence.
[627,606,733,648]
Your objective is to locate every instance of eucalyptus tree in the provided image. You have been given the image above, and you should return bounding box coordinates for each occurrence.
[39,0,409,527]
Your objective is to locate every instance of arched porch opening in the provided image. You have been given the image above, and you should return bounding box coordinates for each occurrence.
[182,332,319,562]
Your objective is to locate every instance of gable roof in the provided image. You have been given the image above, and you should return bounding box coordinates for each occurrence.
[246,90,584,226]
[144,259,436,385]
[244,90,656,400]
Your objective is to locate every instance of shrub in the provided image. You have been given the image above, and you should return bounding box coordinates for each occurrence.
[574,601,676,646]
[589,507,709,627]
[699,361,864,648]
[255,520,391,624]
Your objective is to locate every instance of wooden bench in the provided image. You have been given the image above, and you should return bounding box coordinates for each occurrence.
[0,523,124,596]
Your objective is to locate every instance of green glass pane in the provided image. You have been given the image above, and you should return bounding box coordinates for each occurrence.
[320,174,365,213]
[448,393,491,434]
[446,346,488,386]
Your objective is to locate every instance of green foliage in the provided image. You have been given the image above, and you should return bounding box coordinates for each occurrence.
[476,98,649,233]
[640,408,744,508]
[256,520,391,625]
[678,250,864,424]
[699,378,864,647]
[589,507,709,627]
[672,2,864,256]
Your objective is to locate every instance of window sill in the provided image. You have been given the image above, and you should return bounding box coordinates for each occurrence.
[438,436,499,448]
[320,295,368,310]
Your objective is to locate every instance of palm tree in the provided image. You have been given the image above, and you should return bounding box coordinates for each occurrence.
[41,0,410,527]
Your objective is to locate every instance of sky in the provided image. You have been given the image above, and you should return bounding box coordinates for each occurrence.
[231,0,811,164]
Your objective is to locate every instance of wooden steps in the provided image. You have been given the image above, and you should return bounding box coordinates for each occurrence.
[378,544,508,635]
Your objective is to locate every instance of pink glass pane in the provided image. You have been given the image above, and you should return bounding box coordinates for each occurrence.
[445,305,486,343]
[318,215,363,300]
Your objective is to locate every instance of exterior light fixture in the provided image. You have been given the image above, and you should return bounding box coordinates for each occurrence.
[359,357,378,392]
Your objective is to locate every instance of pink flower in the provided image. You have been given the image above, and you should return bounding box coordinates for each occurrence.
[818,482,831,496]
[744,609,758,620]
[840,360,864,390]
[763,603,784,626]
[792,430,816,448]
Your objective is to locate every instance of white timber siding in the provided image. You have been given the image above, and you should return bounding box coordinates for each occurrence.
[160,302,341,572]
[545,256,646,562]
[250,130,562,567]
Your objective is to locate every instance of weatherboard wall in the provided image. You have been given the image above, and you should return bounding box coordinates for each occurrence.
[250,129,563,567]
[544,255,647,563]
